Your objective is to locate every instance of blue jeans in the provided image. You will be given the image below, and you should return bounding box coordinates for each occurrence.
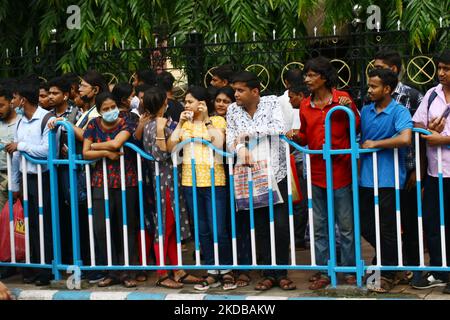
[312,184,355,274]
[183,186,232,269]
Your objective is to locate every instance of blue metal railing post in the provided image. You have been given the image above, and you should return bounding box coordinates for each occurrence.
[323,106,364,287]
[323,110,338,287]
[48,127,62,280]
[61,121,82,269]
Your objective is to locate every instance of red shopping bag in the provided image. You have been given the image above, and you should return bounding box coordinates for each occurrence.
[0,199,25,262]
[290,154,303,205]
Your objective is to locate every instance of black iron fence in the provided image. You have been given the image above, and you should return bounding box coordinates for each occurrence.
[0,27,449,105]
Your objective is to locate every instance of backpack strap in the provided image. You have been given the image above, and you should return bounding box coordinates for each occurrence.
[40,112,54,135]
[77,105,96,129]
[426,90,438,126]
[66,106,80,124]
[427,90,438,111]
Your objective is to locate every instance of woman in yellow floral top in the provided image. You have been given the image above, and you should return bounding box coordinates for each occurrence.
[168,86,235,291]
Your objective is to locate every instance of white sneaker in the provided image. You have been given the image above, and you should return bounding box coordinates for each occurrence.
[412,273,447,290]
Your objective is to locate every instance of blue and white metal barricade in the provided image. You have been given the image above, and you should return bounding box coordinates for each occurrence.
[0,114,449,289]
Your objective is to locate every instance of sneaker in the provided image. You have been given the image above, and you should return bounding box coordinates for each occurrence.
[88,272,106,284]
[443,283,450,294]
[411,273,447,290]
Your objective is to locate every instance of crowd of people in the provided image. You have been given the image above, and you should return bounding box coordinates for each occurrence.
[0,49,449,296]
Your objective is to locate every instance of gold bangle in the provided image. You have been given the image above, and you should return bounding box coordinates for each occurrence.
[155,137,165,140]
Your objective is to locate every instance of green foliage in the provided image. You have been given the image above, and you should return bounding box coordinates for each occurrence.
[0,0,448,77]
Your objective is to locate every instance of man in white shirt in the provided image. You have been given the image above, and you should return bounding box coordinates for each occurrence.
[286,83,310,250]
[0,84,20,209]
[5,80,55,286]
[227,71,296,291]
[278,69,303,132]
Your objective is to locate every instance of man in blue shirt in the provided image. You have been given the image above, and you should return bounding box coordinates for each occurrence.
[5,80,54,286]
[359,68,412,293]
[373,51,424,283]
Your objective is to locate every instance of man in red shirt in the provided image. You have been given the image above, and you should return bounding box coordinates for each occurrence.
[291,56,360,289]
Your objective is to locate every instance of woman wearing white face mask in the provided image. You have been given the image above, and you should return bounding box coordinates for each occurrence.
[83,92,139,288]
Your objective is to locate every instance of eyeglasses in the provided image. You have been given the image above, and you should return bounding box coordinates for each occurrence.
[303,72,321,79]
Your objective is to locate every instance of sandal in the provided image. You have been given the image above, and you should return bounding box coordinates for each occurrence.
[367,276,395,293]
[309,275,330,290]
[156,276,184,289]
[255,277,276,291]
[175,272,203,284]
[194,274,221,291]
[236,273,251,287]
[222,272,238,291]
[397,271,413,285]
[98,276,120,288]
[309,271,322,282]
[278,277,296,290]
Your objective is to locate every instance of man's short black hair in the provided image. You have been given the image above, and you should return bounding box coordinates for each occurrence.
[231,71,260,91]
[211,64,234,82]
[435,50,450,65]
[285,69,303,86]
[48,76,71,94]
[136,69,157,86]
[374,49,402,74]
[62,72,80,86]
[39,81,49,91]
[303,56,338,90]
[0,84,14,100]
[17,80,39,105]
[289,83,310,96]
[156,71,175,92]
[368,68,399,93]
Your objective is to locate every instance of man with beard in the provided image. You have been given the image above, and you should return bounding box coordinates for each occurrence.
[0,83,20,209]
[46,76,83,265]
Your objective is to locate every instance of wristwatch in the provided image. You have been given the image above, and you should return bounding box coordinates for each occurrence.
[205,120,213,127]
